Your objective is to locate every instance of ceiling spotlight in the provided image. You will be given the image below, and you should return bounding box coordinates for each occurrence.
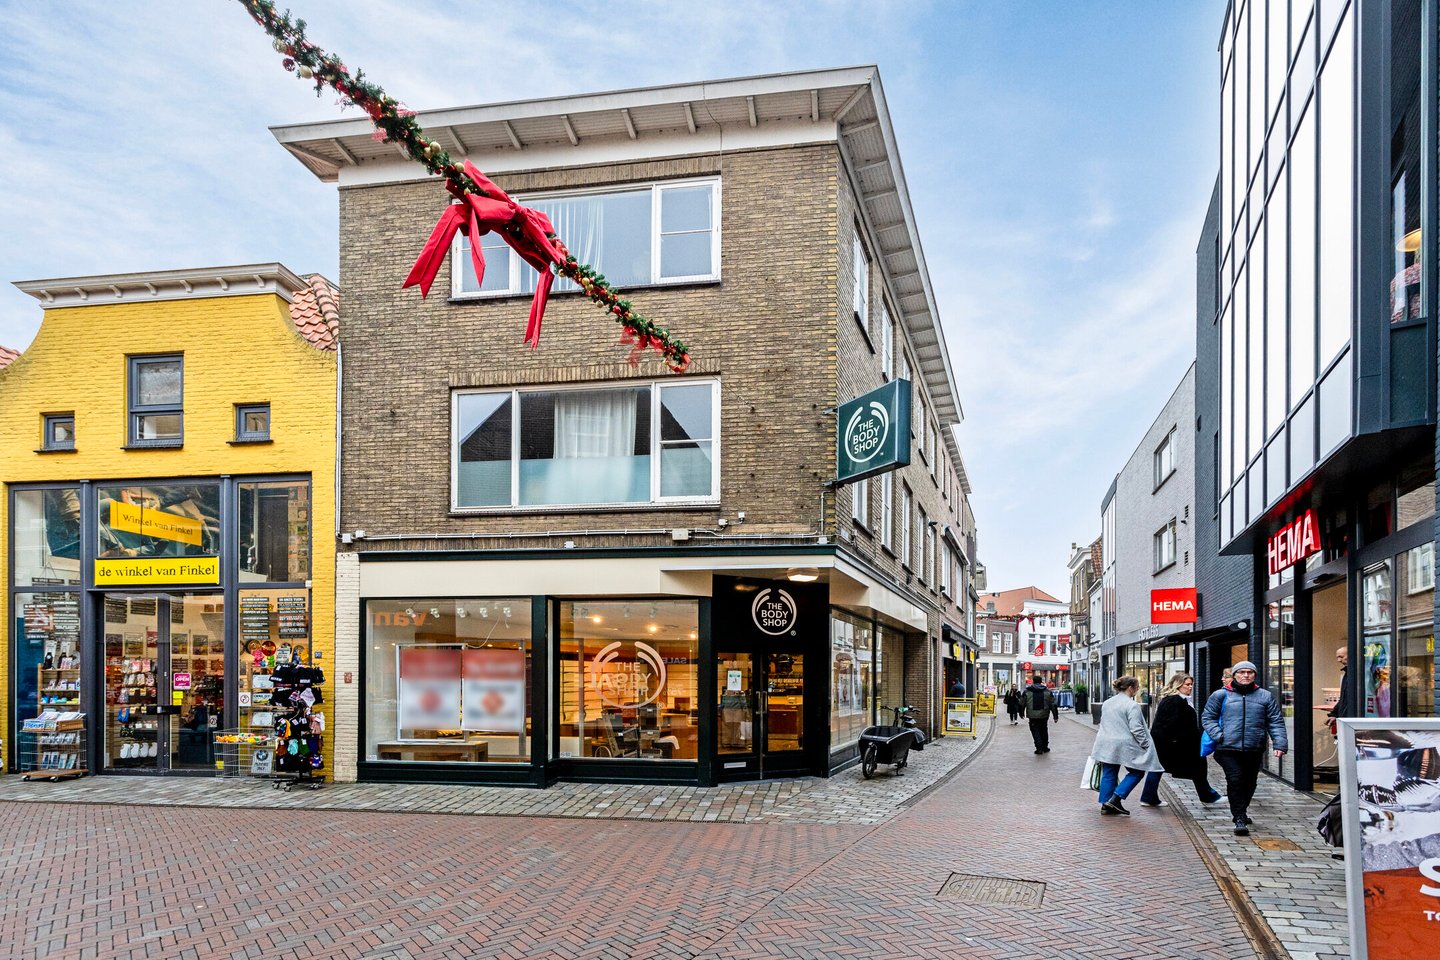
[457,607,468,618]
[430,608,441,618]
[502,606,512,618]
[647,624,659,634]
[478,607,489,618]
[590,615,604,624]
[404,607,415,617]
[787,567,820,583]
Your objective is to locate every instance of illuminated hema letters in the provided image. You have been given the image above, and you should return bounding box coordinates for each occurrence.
[590,641,667,709]
[836,379,912,483]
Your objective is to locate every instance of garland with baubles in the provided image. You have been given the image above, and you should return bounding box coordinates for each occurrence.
[237,0,691,371]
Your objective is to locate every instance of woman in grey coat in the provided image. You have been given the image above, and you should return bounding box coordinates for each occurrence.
[1090,676,1164,816]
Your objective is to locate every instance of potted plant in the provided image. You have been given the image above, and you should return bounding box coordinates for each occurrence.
[1073,681,1089,714]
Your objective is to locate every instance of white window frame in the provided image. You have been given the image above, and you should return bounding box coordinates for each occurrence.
[450,177,722,299]
[919,508,930,582]
[852,475,869,529]
[852,230,870,329]
[900,484,913,568]
[880,302,894,378]
[879,471,894,548]
[940,544,951,595]
[1003,635,1013,655]
[1154,427,1177,488]
[1153,519,1178,572]
[450,377,721,512]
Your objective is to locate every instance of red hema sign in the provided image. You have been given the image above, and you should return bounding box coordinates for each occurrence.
[1151,588,1198,624]
[1267,509,1321,577]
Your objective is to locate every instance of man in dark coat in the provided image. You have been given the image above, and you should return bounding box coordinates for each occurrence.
[1326,646,1354,735]
[1023,675,1059,754]
[1140,675,1223,805]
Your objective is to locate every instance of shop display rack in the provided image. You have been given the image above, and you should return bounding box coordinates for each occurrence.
[212,729,279,780]
[20,712,87,781]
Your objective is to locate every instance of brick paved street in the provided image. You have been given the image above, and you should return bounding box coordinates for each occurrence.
[0,715,1280,960]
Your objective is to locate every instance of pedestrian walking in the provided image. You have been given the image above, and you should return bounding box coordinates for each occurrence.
[1023,675,1058,754]
[1200,660,1288,836]
[1090,676,1164,816]
[1003,688,1022,725]
[1140,672,1224,807]
[1326,646,1354,735]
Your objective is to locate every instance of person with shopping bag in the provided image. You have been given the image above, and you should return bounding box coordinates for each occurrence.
[1090,676,1164,816]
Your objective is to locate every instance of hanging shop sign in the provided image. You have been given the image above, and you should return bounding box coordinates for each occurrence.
[396,647,462,732]
[461,649,526,733]
[836,379,912,483]
[1151,588,1199,624]
[1267,509,1321,577]
[109,501,203,546]
[1336,719,1440,960]
[944,698,976,737]
[94,556,219,585]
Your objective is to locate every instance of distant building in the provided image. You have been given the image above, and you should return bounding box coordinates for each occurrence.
[978,587,1070,689]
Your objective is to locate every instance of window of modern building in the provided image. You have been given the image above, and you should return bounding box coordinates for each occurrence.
[1289,95,1317,408]
[364,598,534,764]
[852,475,869,529]
[1265,176,1288,433]
[453,379,719,510]
[128,354,183,446]
[852,230,870,329]
[454,179,719,296]
[1154,428,1176,487]
[1316,9,1354,371]
[11,487,82,585]
[880,302,894,377]
[96,483,220,562]
[875,623,905,715]
[558,599,698,760]
[41,414,74,451]
[235,404,271,442]
[831,609,873,750]
[238,481,311,583]
[900,484,913,568]
[879,471,894,549]
[1153,520,1178,573]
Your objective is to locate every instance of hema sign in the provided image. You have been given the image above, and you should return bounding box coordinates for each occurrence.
[836,379,912,483]
[1151,588,1198,624]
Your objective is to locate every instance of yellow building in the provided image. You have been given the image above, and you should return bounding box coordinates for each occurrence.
[0,264,337,779]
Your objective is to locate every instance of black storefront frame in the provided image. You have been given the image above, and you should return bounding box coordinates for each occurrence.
[6,474,314,776]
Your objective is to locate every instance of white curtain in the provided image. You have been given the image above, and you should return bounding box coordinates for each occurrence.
[533,196,604,293]
[554,390,637,459]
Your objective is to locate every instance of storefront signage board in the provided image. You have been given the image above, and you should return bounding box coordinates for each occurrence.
[397,647,463,732]
[461,649,526,733]
[944,698,976,737]
[1336,719,1440,959]
[1267,509,1321,577]
[976,693,996,715]
[836,379,912,484]
[1151,588,1199,624]
[109,501,203,546]
[94,556,219,585]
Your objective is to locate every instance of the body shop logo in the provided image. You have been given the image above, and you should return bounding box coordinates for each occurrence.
[752,588,798,635]
[844,400,891,465]
[590,641,667,709]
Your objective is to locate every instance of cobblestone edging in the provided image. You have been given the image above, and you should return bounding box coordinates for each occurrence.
[1064,712,1349,960]
[0,718,992,827]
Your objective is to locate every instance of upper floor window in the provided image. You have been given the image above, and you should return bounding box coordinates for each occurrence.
[852,475,869,529]
[42,414,75,452]
[235,404,271,442]
[879,471,894,549]
[128,354,183,446]
[880,303,894,377]
[900,484,913,567]
[852,231,870,328]
[453,378,719,511]
[454,179,720,297]
[919,508,931,582]
[1154,427,1176,488]
[1154,519,1178,573]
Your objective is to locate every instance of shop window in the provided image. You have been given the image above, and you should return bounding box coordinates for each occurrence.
[97,483,220,561]
[235,404,270,442]
[558,600,697,760]
[12,591,82,728]
[238,481,311,583]
[831,610,874,750]
[454,179,719,296]
[237,588,309,737]
[1361,561,1394,718]
[1396,458,1435,530]
[1153,520,1177,573]
[42,414,74,451]
[364,599,533,764]
[1153,428,1176,488]
[1396,543,1436,718]
[12,488,82,585]
[453,379,718,509]
[1264,596,1296,780]
[128,354,183,446]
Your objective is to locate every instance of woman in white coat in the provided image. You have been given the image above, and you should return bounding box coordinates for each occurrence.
[1090,676,1165,816]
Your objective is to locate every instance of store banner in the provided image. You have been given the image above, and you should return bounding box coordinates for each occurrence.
[1337,719,1440,959]
[94,556,219,585]
[1151,588,1198,624]
[461,649,526,733]
[109,501,203,546]
[397,647,462,732]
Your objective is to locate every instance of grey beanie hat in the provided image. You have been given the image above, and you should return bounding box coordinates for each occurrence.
[1233,660,1257,673]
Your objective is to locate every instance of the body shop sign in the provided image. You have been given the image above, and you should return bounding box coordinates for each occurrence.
[836,379,912,483]
[1268,509,1321,577]
[1151,588,1198,624]
[1337,719,1440,959]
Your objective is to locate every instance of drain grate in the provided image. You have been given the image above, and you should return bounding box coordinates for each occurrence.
[936,872,1046,906]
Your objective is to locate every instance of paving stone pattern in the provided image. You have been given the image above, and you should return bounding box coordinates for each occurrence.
[0,716,1265,960]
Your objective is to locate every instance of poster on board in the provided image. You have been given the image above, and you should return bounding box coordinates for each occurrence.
[976,693,996,715]
[397,647,462,733]
[1337,719,1440,960]
[944,698,975,737]
[461,648,526,733]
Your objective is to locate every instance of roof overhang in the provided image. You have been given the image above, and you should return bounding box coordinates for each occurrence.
[13,263,310,310]
[268,66,965,456]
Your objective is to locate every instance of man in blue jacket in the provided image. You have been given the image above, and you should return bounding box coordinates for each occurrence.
[1201,660,1287,836]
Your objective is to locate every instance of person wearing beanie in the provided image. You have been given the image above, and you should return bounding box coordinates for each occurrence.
[1201,661,1287,835]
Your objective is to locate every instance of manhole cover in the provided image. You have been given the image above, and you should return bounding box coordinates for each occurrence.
[937,873,1045,906]
[1255,837,1301,851]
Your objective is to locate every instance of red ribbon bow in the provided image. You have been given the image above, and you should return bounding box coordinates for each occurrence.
[403,160,564,347]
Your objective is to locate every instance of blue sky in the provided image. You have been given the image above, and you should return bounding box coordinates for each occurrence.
[0,1,1222,595]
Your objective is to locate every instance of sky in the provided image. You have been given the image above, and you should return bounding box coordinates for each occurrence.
[0,0,1223,597]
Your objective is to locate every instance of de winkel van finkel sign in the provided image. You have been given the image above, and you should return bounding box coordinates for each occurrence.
[836,379,912,484]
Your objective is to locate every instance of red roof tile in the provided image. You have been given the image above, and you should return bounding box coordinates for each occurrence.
[288,274,339,351]
[977,586,1062,617]
[0,344,19,370]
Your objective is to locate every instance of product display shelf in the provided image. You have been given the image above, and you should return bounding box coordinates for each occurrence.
[36,665,82,708]
[105,659,159,767]
[20,714,87,781]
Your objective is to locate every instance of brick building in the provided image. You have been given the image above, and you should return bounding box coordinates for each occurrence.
[273,67,979,787]
[977,587,1068,693]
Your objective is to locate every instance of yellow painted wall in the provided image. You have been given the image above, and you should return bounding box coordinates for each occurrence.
[0,292,337,771]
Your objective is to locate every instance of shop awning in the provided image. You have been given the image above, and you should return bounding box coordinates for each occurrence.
[1143,621,1249,651]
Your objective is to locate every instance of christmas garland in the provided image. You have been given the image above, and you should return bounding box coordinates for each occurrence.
[237,0,691,371]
